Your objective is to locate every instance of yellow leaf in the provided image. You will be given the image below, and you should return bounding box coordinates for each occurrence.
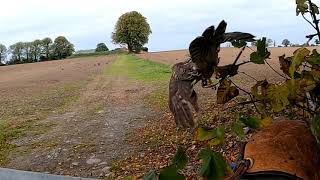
[289,48,310,78]
[260,117,273,128]
[267,84,289,112]
[217,79,239,104]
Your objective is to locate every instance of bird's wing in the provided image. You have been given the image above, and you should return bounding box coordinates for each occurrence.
[189,20,228,70]
[223,32,255,43]
[213,20,227,42]
[169,62,199,128]
[189,36,209,66]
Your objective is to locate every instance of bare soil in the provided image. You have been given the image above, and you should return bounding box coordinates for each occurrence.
[0,55,160,178]
[1,47,319,179]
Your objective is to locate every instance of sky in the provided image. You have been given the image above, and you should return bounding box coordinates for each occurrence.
[0,0,318,52]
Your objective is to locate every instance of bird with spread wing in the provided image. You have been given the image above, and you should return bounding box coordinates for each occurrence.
[169,20,255,128]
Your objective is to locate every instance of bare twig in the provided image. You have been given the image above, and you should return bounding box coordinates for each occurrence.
[237,61,251,66]
[239,71,258,81]
[246,46,255,52]
[307,0,320,40]
[229,79,261,114]
[302,14,317,30]
[306,32,320,39]
[265,60,290,80]
[233,46,246,65]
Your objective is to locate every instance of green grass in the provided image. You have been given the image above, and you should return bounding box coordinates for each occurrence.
[68,49,127,59]
[105,55,172,110]
[105,55,171,83]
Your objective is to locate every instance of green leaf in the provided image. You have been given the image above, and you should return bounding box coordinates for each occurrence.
[144,171,158,180]
[159,165,185,180]
[311,115,320,145]
[250,37,270,64]
[289,48,310,78]
[307,49,320,65]
[209,127,225,145]
[197,148,229,180]
[196,127,217,141]
[239,113,261,129]
[231,121,245,140]
[267,84,290,112]
[231,40,247,48]
[296,0,308,15]
[172,146,188,170]
[217,79,239,104]
[196,127,225,145]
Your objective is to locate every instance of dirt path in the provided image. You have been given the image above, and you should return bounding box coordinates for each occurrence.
[1,56,161,179]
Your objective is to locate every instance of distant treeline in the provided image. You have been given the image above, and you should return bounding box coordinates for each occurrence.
[0,36,74,65]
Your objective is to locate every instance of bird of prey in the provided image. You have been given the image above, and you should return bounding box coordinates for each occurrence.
[169,20,255,128]
[189,20,255,87]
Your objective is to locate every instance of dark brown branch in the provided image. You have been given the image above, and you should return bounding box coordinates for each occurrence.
[265,60,290,80]
[237,61,251,66]
[233,46,246,65]
[239,71,258,81]
[229,79,261,114]
[302,14,317,30]
[306,32,320,39]
[307,0,320,40]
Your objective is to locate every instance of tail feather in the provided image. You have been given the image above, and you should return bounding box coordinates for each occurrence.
[170,95,195,128]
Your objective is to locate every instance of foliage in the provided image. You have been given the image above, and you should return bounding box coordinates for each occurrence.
[141,47,149,52]
[30,39,42,62]
[52,36,75,59]
[197,148,229,180]
[250,37,271,64]
[196,127,225,145]
[282,39,291,47]
[140,0,320,179]
[95,43,109,52]
[4,36,74,65]
[112,11,152,53]
[231,40,247,48]
[216,79,239,104]
[41,37,53,60]
[143,146,187,180]
[231,121,245,140]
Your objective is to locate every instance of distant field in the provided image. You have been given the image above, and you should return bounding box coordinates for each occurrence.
[138,47,320,86]
[1,47,320,178]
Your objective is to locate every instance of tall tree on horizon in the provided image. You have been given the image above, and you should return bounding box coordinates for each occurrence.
[41,37,53,60]
[112,11,152,53]
[52,36,74,59]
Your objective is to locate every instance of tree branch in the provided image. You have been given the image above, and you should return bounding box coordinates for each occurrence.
[229,79,261,114]
[265,60,290,80]
[233,46,246,65]
[239,71,258,81]
[302,14,317,30]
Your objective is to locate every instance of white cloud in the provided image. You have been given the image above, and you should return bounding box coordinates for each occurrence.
[0,0,317,51]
